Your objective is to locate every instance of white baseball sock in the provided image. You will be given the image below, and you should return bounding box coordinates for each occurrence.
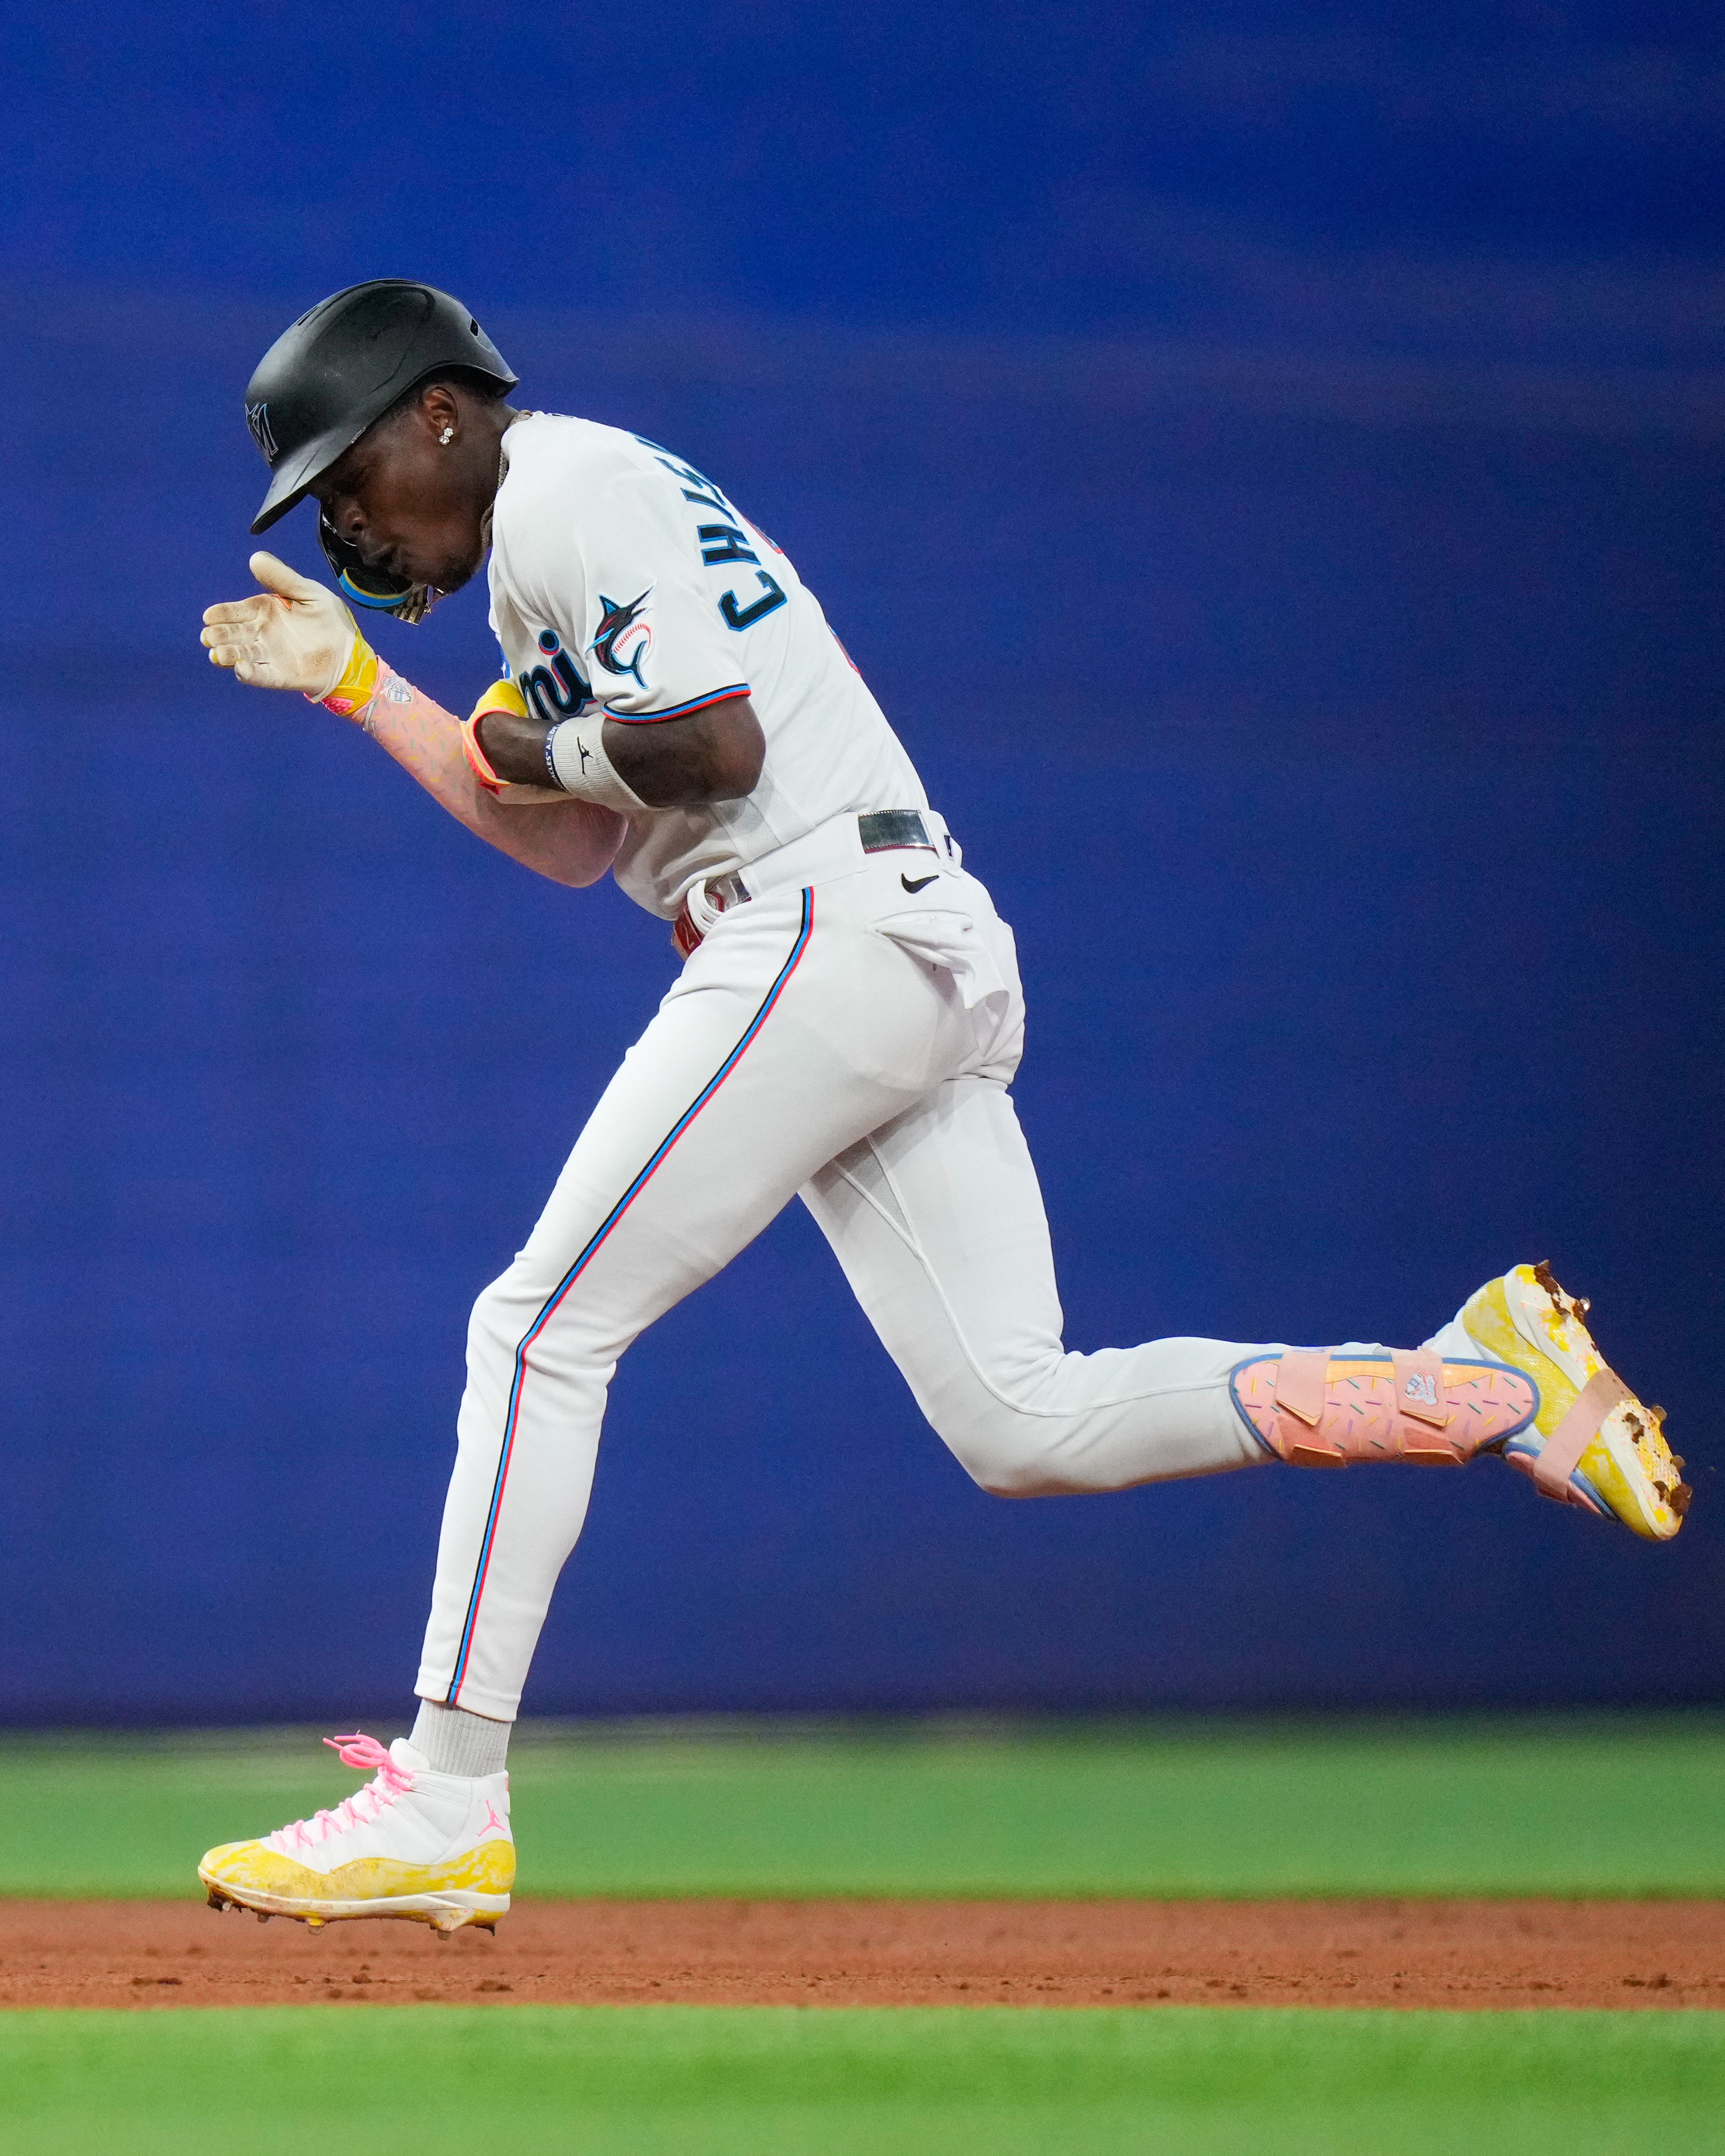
[410,1700,510,1779]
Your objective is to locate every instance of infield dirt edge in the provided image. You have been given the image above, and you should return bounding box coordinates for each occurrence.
[1,1896,1721,2011]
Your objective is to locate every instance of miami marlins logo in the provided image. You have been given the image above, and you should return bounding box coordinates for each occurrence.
[245,401,278,459]
[591,588,653,688]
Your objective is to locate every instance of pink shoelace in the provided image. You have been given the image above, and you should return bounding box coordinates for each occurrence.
[265,1732,416,1856]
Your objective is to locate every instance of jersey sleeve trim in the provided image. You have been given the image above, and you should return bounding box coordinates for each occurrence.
[603,682,751,724]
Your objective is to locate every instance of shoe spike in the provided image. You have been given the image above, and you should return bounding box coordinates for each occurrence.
[256,1911,271,1924]
[304,1917,325,1932]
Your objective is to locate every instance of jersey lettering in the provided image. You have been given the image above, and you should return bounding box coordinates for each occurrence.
[642,442,735,516]
[632,433,786,639]
[698,524,760,567]
[519,628,591,721]
[720,573,788,631]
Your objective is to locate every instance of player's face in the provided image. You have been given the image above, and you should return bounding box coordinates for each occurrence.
[314,406,486,597]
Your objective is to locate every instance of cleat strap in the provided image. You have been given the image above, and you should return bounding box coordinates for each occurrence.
[1271,1350,1346,1464]
[1391,1347,1465,1463]
[1533,1365,1633,1499]
[1273,1349,1329,1428]
[1390,1348,1449,1428]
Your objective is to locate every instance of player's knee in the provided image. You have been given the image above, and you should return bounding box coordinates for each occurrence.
[466,1275,512,1342]
[936,1411,1089,1499]
[966,1458,1055,1499]
[465,1267,548,1365]
[465,1265,625,1380]
[969,1456,1087,1499]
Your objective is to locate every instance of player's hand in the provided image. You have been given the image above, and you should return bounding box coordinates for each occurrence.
[201,552,362,699]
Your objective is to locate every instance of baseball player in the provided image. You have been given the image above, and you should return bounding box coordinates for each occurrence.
[195,282,1687,1936]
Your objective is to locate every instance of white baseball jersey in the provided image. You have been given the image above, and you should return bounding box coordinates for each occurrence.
[487,413,928,918]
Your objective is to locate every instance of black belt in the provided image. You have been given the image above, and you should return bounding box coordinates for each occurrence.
[709,812,937,908]
[675,812,941,958]
[858,810,937,854]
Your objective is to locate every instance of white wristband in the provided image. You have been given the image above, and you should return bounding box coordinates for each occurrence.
[547,714,648,813]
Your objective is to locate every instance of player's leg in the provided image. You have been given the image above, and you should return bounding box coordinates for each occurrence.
[803,1078,1684,1534]
[410,887,975,1726]
[803,1074,1275,1493]
[200,880,980,1929]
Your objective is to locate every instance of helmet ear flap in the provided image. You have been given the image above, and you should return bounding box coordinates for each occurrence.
[318,513,438,624]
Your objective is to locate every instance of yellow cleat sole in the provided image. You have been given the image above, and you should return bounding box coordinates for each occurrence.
[197,1834,514,1933]
[200,1870,508,1934]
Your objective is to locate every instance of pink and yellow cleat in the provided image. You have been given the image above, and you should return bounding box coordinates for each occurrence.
[1230,1262,1687,1541]
[1462,1261,1688,1540]
[198,1733,514,1934]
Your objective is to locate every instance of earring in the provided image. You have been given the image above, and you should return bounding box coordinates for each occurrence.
[439,426,454,445]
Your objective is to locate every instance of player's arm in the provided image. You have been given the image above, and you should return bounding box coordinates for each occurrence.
[476,694,765,807]
[200,555,625,889]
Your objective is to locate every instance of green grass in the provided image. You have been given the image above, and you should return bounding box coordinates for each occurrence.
[2,1713,1722,1899]
[2,2005,1723,2155]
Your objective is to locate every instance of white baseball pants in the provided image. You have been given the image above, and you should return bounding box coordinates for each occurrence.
[417,829,1274,1718]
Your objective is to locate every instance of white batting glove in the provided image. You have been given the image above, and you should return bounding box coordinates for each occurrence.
[201,552,366,701]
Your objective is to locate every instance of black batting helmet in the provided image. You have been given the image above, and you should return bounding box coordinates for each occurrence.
[244,280,517,535]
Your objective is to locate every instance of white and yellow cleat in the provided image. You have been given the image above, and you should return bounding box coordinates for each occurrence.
[1453,1262,1689,1541]
[198,1732,514,1934]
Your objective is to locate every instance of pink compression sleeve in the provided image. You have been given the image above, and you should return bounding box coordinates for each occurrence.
[341,667,626,890]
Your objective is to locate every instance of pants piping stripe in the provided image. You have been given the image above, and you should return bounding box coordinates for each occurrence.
[445,888,815,1705]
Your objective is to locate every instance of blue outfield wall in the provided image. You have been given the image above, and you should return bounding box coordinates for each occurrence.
[0,3,1721,1720]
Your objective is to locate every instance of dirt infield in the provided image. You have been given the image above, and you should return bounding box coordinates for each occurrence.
[1,1899,1721,2009]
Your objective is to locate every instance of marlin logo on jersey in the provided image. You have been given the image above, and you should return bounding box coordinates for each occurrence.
[591,589,653,688]
[518,629,591,724]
